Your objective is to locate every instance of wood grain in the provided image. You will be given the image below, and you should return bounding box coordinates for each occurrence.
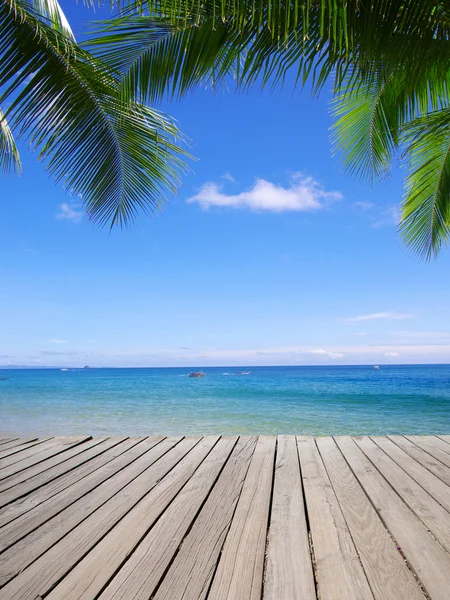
[317,436,425,600]
[336,436,450,600]
[264,435,315,600]
[298,436,373,600]
[207,435,276,600]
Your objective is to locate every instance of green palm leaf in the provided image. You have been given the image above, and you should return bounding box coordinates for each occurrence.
[0,108,21,174]
[1,0,190,227]
[401,110,450,259]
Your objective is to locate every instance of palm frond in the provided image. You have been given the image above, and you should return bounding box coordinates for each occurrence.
[331,62,450,182]
[89,1,450,107]
[0,107,21,174]
[401,109,450,259]
[1,0,190,227]
[30,0,75,39]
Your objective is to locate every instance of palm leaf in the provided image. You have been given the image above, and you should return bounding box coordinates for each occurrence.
[401,109,450,259]
[1,0,190,227]
[0,108,21,174]
[96,0,450,101]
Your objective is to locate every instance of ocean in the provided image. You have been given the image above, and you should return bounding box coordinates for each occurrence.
[1,364,449,436]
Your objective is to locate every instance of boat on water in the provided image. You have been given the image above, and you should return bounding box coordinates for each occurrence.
[374,365,380,370]
[236,371,251,375]
[188,371,205,378]
[60,368,69,372]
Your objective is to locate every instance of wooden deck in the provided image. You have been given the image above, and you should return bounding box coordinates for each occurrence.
[1,436,450,599]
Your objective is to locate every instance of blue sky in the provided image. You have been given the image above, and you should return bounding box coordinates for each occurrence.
[1,3,450,368]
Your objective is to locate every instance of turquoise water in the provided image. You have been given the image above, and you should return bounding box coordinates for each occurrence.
[0,365,449,436]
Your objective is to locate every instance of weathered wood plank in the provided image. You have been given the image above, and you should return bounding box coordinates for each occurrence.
[387,436,450,486]
[207,435,276,600]
[98,437,238,600]
[0,437,145,550]
[336,436,450,600]
[374,436,450,507]
[297,436,373,600]
[317,437,425,600]
[0,439,18,447]
[0,437,92,479]
[354,436,450,553]
[405,436,450,467]
[0,439,36,452]
[0,438,192,600]
[0,437,127,527]
[0,437,172,590]
[152,437,257,600]
[0,437,106,501]
[264,435,315,600]
[0,438,49,460]
[44,437,219,600]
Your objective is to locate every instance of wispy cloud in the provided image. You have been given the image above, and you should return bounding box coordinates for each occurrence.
[385,352,400,357]
[371,205,401,228]
[311,349,344,359]
[221,172,236,183]
[354,201,374,211]
[345,312,415,324]
[48,339,69,344]
[56,203,83,223]
[187,174,342,213]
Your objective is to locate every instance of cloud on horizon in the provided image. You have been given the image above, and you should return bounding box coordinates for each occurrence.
[311,349,344,359]
[345,312,415,324]
[48,339,69,344]
[13,341,450,368]
[187,175,342,213]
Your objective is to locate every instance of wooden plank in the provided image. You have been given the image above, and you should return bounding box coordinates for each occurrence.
[0,437,194,600]
[0,438,62,470]
[317,437,425,600]
[387,435,450,486]
[98,437,238,600]
[263,435,315,600]
[354,436,450,553]
[374,436,450,508]
[336,436,450,600]
[0,439,18,447]
[0,436,92,477]
[0,438,45,458]
[152,437,257,600]
[0,438,106,496]
[436,435,450,445]
[0,437,128,528]
[297,436,373,600]
[44,437,219,600]
[405,436,450,468]
[0,437,145,551]
[0,437,183,591]
[0,439,36,452]
[0,437,106,501]
[207,436,276,600]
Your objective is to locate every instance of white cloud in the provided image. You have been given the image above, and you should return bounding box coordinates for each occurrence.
[311,349,344,359]
[187,175,342,213]
[345,312,415,324]
[221,172,236,182]
[372,205,401,228]
[385,352,400,357]
[354,201,374,210]
[48,339,69,344]
[56,203,83,223]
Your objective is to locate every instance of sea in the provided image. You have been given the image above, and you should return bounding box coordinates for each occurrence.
[1,365,449,436]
